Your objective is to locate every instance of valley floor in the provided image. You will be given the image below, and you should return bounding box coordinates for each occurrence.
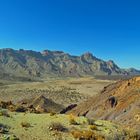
[0,77,112,106]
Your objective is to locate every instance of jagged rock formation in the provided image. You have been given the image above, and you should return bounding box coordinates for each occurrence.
[69,76,140,133]
[0,48,139,79]
[29,95,64,113]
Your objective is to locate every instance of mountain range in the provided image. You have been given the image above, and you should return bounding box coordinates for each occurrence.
[0,48,139,80]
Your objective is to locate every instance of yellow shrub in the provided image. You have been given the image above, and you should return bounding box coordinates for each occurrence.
[71,130,105,140]
[89,125,98,130]
[50,112,57,116]
[68,114,79,125]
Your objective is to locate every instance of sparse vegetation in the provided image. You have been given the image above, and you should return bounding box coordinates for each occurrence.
[0,111,137,140]
[69,114,79,125]
[50,112,57,116]
[0,77,109,107]
[89,125,98,131]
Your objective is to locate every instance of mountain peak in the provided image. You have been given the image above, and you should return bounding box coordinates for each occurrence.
[41,50,51,55]
[107,60,116,65]
[82,52,94,57]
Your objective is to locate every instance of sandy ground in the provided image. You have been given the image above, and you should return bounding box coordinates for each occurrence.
[0,77,113,106]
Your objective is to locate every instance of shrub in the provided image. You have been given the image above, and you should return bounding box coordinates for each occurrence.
[2,134,19,140]
[69,114,79,125]
[71,130,104,140]
[0,123,9,134]
[50,112,57,116]
[21,122,31,128]
[71,130,94,139]
[15,106,27,112]
[8,105,16,112]
[89,125,98,131]
[69,118,79,125]
[0,110,10,117]
[49,122,67,132]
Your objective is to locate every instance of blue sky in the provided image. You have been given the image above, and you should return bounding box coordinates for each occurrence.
[0,0,140,69]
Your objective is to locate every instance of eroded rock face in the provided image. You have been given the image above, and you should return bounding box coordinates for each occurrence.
[107,96,118,108]
[60,104,77,114]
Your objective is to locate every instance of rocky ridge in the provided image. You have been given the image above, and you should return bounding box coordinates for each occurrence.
[0,48,139,79]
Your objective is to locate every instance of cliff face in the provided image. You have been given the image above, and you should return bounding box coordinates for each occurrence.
[0,48,139,79]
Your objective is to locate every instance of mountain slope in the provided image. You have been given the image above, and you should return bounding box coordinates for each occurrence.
[69,76,140,133]
[0,48,139,79]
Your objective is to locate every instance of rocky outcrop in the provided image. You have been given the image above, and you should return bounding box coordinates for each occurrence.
[0,95,64,113]
[107,96,118,108]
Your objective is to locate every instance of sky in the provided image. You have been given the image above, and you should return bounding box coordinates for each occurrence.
[0,0,140,69]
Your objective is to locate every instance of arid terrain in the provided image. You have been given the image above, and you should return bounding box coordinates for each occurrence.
[0,77,112,106]
[0,76,140,140]
[0,49,140,140]
[1,0,140,138]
